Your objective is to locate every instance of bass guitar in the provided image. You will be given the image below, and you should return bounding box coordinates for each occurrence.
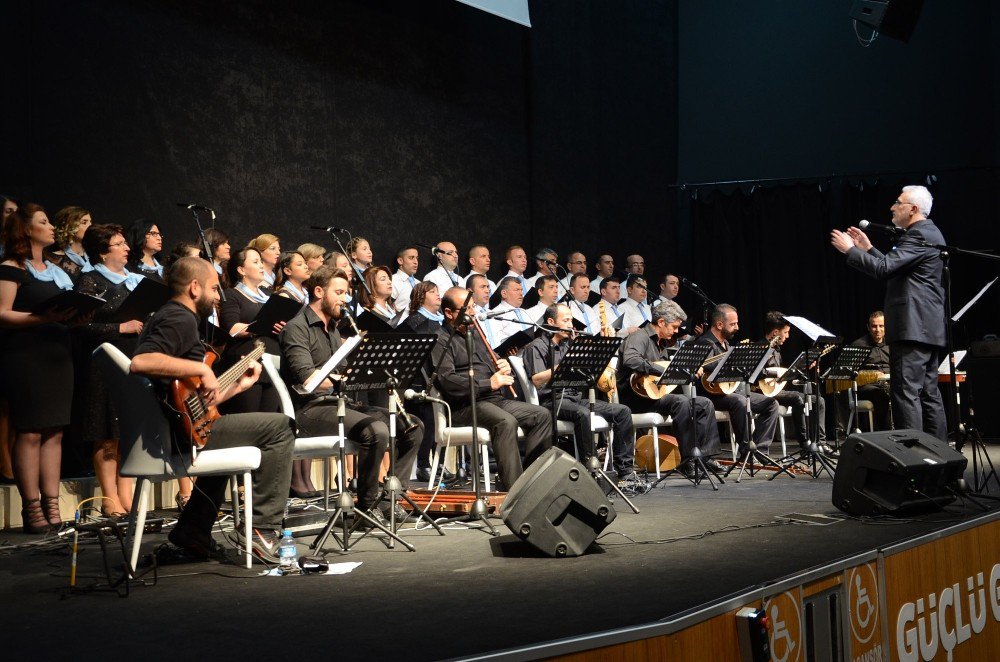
[168,339,266,449]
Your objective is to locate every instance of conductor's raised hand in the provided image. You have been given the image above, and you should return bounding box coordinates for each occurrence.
[830,229,855,254]
[846,226,873,251]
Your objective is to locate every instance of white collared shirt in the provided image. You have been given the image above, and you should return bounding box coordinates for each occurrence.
[570,300,601,335]
[462,270,497,296]
[621,297,652,330]
[423,265,461,294]
[491,301,531,346]
[590,275,605,293]
[502,270,532,297]
[391,269,420,313]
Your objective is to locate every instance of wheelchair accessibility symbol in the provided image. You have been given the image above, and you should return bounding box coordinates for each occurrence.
[848,563,880,644]
[764,591,802,662]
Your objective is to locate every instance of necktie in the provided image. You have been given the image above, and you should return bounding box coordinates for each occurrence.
[640,304,649,322]
[408,275,416,286]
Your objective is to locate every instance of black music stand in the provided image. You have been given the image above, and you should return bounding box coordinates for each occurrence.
[714,343,778,481]
[822,346,871,435]
[769,346,839,481]
[649,342,722,490]
[549,335,639,513]
[312,333,444,553]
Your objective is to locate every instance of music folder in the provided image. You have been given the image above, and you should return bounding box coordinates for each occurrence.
[246,294,303,336]
[113,278,169,322]
[494,330,534,356]
[31,290,106,316]
[355,309,401,333]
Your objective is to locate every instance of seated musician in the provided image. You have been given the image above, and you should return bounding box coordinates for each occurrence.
[761,311,830,452]
[847,310,892,431]
[278,266,422,527]
[432,287,553,490]
[618,300,723,477]
[694,304,779,459]
[130,257,294,562]
[522,304,638,482]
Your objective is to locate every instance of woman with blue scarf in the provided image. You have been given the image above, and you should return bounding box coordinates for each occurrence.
[0,204,79,533]
[125,218,165,282]
[48,205,94,284]
[218,247,282,417]
[273,250,311,306]
[75,224,146,520]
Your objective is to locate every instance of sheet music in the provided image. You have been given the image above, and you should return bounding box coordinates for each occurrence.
[938,350,967,374]
[783,315,835,341]
[302,335,363,393]
[952,277,997,322]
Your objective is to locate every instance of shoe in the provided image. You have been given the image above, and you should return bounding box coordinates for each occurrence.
[168,525,219,559]
[41,495,63,527]
[616,470,639,484]
[415,467,433,483]
[818,443,836,455]
[678,460,698,479]
[289,488,319,500]
[703,458,725,473]
[357,507,391,530]
[381,501,410,523]
[101,510,129,522]
[21,499,52,535]
[235,528,281,564]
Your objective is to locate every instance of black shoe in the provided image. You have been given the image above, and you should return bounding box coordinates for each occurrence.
[381,501,410,523]
[678,460,698,479]
[357,507,391,530]
[703,458,725,473]
[168,526,219,560]
[616,470,639,484]
[415,467,433,483]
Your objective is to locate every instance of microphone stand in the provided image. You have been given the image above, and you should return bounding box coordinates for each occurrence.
[183,205,225,303]
[681,279,716,332]
[325,228,371,316]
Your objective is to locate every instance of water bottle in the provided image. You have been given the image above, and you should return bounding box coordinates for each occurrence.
[278,528,297,571]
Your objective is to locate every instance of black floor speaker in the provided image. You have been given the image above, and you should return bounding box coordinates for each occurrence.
[832,429,967,517]
[499,447,617,557]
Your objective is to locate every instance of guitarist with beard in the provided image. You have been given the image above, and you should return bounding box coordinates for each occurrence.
[131,257,294,563]
[694,304,779,461]
[761,311,831,453]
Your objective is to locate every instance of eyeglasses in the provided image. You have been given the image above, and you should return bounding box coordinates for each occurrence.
[109,240,128,248]
[893,200,914,207]
[146,231,162,237]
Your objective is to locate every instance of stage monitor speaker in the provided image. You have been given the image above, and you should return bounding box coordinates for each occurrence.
[500,447,617,557]
[850,0,924,43]
[832,429,967,517]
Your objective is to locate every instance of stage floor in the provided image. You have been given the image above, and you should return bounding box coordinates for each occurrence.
[2,443,999,661]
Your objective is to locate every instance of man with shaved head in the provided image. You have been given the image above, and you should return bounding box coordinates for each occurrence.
[131,257,294,563]
[423,240,461,294]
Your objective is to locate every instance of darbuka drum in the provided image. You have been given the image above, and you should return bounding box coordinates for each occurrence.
[635,433,681,472]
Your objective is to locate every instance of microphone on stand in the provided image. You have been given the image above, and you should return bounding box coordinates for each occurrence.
[858,219,905,237]
[176,202,216,220]
[310,225,347,234]
[403,389,448,405]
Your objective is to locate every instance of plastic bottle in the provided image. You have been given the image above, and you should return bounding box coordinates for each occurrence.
[278,528,297,571]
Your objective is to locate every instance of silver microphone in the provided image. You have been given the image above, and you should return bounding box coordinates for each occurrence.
[403,388,447,405]
[858,219,904,236]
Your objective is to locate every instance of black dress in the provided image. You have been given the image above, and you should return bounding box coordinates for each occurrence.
[74,271,141,442]
[0,264,74,431]
[217,287,280,415]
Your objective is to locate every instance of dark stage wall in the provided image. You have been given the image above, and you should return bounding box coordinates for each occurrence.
[1,0,676,277]
[2,1,998,345]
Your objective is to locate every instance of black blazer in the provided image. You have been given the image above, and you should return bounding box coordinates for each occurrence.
[845,219,946,348]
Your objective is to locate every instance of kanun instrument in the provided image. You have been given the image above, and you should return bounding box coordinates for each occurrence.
[169,340,266,449]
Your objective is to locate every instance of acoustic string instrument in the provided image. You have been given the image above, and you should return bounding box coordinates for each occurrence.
[757,343,837,397]
[470,315,518,399]
[594,301,618,395]
[630,347,731,400]
[700,339,749,396]
[169,340,266,449]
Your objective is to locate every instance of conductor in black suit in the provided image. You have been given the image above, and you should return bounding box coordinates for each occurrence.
[830,185,947,440]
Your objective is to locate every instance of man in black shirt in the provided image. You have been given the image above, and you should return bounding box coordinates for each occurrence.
[131,257,294,563]
[618,300,723,476]
[521,304,637,481]
[847,310,892,432]
[761,311,829,450]
[694,304,779,458]
[278,266,421,526]
[432,287,552,490]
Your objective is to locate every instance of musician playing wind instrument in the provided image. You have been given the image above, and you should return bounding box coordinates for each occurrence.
[618,300,723,478]
[431,287,552,490]
[131,257,294,563]
[694,304,779,459]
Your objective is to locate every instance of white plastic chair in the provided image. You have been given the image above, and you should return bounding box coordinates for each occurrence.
[428,400,496,491]
[95,343,260,570]
[507,355,610,461]
[261,354,354,507]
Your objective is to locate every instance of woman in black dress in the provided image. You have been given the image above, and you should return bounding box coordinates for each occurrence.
[48,206,94,284]
[0,204,79,532]
[75,224,146,519]
[218,247,282,416]
[405,281,444,334]
[125,218,164,282]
